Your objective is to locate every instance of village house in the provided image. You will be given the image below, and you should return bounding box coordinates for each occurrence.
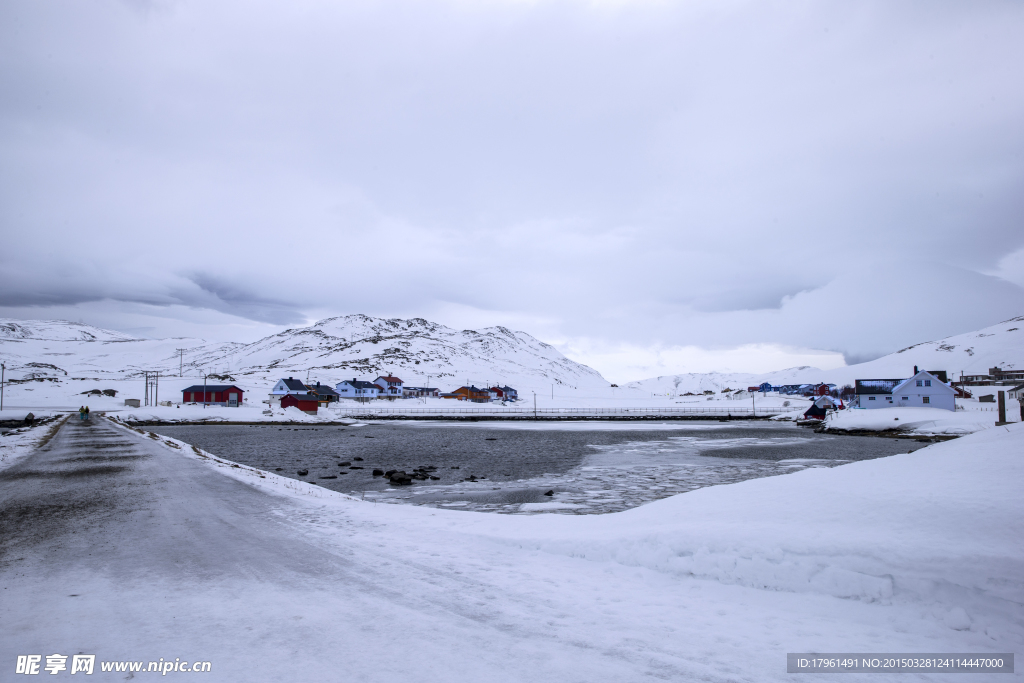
[447,386,492,403]
[403,386,440,398]
[374,375,404,399]
[336,379,381,402]
[489,386,519,402]
[280,393,318,415]
[306,382,339,406]
[271,378,310,396]
[181,385,244,407]
[855,368,955,411]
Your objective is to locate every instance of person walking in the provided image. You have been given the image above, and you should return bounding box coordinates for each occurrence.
[79,406,86,421]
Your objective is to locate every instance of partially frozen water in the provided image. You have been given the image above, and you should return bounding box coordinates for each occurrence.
[360,435,845,514]
[151,421,925,515]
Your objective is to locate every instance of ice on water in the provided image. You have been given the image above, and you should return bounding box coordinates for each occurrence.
[362,434,844,514]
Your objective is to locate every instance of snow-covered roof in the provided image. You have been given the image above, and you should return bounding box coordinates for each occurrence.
[278,378,308,391]
[855,379,905,395]
[375,375,403,383]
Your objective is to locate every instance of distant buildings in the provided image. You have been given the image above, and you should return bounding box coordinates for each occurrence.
[959,367,1024,386]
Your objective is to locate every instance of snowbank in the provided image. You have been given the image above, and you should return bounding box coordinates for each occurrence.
[821,406,1015,436]
[149,413,1024,631]
[99,416,1024,678]
[447,423,1024,624]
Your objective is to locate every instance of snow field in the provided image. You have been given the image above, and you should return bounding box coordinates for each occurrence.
[129,417,1024,679]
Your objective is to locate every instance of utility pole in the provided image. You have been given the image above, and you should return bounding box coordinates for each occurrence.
[203,373,208,409]
[1,362,5,411]
[176,348,186,377]
[752,391,755,417]
[533,391,537,418]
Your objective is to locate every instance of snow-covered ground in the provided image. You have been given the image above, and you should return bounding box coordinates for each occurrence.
[822,401,1020,436]
[0,413,64,471]
[3,413,1020,681]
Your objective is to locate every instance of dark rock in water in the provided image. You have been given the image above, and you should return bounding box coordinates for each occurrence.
[387,471,413,485]
[297,469,308,476]
[485,438,497,440]
[543,490,554,496]
[372,469,384,476]
[364,436,374,438]
[339,461,351,466]
[384,470,397,477]
[320,475,337,479]
[451,466,460,469]
[429,476,440,480]
[353,457,364,461]
[349,466,363,469]
[275,468,283,471]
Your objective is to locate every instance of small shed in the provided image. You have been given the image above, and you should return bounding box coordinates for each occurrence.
[280,393,318,414]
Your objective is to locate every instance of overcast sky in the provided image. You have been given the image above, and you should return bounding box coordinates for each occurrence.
[1,0,1022,383]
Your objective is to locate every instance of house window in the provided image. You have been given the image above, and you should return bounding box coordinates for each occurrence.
[916,380,923,386]
[868,396,876,400]
[924,380,931,386]
[901,396,908,400]
[923,396,930,404]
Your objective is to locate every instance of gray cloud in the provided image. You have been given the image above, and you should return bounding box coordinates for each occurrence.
[0,0,1022,368]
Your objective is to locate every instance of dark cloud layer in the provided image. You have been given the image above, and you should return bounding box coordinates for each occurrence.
[0,0,1021,374]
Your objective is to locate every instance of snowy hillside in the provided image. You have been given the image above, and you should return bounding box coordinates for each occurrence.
[226,315,608,391]
[624,315,1024,394]
[0,315,609,406]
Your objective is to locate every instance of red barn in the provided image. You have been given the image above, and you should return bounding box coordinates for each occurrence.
[280,393,318,414]
[181,385,244,406]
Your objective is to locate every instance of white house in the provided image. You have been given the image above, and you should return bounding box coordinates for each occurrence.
[271,377,310,396]
[336,379,381,401]
[373,375,404,399]
[872,370,956,411]
[268,377,312,407]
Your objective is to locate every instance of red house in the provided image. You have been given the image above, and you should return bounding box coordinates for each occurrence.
[280,393,318,415]
[181,385,244,407]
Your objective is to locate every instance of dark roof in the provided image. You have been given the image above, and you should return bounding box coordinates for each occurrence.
[279,378,307,391]
[339,380,379,390]
[281,393,318,402]
[182,385,243,393]
[499,386,517,392]
[855,379,905,395]
[308,384,339,396]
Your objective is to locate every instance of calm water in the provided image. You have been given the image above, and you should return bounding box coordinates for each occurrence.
[150,421,927,515]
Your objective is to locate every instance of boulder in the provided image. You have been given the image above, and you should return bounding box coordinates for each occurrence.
[372,469,384,476]
[543,490,554,496]
[297,469,308,476]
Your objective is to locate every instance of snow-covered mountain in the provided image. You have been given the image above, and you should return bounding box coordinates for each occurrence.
[624,315,1024,394]
[0,315,609,394]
